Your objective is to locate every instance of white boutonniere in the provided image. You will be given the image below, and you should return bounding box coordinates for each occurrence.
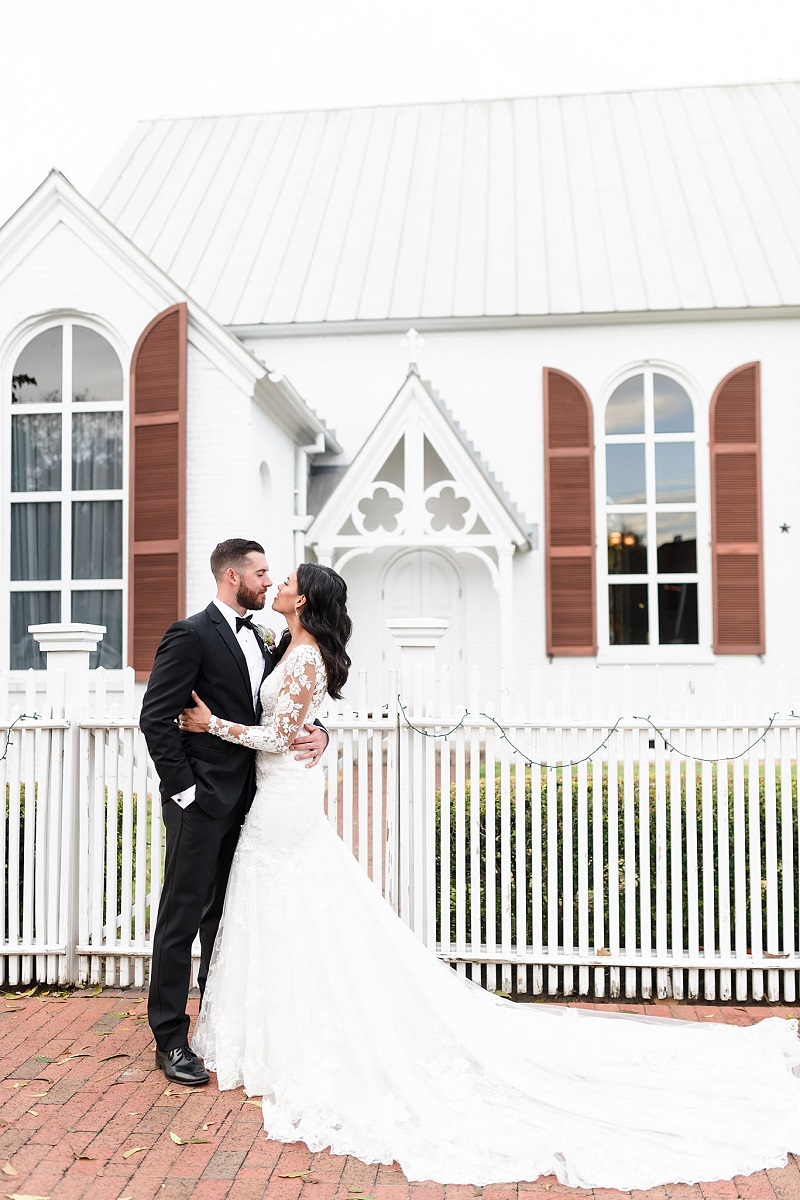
[253,624,275,650]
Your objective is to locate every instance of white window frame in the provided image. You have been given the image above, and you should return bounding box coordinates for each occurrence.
[596,363,713,664]
[2,313,129,673]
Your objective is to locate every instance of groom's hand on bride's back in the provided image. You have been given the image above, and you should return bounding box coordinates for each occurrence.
[290,722,328,767]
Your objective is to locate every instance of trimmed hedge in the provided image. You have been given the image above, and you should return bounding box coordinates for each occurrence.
[435,768,799,950]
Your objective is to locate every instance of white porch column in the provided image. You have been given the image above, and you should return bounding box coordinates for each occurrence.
[497,545,514,686]
[386,617,448,946]
[29,623,105,983]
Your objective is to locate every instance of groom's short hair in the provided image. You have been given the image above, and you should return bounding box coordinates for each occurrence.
[210,538,266,580]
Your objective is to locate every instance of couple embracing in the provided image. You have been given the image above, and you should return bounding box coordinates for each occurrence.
[140,539,348,1086]
[140,539,800,1189]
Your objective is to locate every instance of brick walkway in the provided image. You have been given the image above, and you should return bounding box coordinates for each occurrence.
[1,989,798,1200]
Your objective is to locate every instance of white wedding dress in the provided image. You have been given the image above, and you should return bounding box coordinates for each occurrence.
[193,645,800,1189]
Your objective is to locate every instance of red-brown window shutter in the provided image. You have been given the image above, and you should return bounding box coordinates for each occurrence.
[129,303,187,677]
[543,368,596,655]
[710,362,764,654]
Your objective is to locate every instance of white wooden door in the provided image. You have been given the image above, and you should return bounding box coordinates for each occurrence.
[382,550,463,690]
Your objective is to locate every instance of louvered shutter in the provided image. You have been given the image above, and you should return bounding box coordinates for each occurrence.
[543,369,596,655]
[710,362,764,654]
[129,304,187,677]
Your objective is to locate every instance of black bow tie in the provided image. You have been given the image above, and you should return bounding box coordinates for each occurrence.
[235,615,254,633]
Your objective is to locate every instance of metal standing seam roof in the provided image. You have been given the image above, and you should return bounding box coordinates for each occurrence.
[91,83,800,328]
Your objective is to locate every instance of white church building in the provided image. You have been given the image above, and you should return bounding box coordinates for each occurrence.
[1,82,799,717]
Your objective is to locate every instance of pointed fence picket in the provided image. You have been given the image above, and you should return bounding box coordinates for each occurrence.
[1,659,799,1000]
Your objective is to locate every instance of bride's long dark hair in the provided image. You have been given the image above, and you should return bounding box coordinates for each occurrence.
[276,563,352,699]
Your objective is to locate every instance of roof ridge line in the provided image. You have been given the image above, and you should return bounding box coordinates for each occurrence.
[132,81,799,125]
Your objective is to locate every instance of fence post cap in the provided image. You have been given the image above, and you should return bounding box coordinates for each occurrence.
[385,618,449,648]
[29,623,106,654]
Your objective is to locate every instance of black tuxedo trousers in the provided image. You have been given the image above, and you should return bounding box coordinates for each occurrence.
[140,603,273,1051]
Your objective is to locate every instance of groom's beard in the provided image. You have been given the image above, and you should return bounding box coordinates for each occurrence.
[236,584,267,611]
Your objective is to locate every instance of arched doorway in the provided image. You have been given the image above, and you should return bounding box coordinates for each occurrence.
[382,549,463,694]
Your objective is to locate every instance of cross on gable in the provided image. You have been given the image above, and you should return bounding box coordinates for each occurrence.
[401,327,425,369]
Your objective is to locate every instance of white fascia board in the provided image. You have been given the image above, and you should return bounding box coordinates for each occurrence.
[228,304,800,337]
[0,172,265,396]
[252,370,341,452]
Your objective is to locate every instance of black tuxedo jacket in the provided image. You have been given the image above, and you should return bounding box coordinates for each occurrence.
[140,603,275,818]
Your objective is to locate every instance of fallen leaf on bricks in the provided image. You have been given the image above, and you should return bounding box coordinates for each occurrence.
[99,1053,131,1063]
[278,1171,311,1179]
[201,1122,217,1131]
[9,1082,28,1089]
[169,1132,209,1146]
[7,1194,51,1199]
[71,1151,95,1161]
[1,1162,19,1176]
[242,1099,261,1108]
[596,947,611,956]
[56,1054,92,1063]
[26,1111,38,1116]
[121,1146,148,1159]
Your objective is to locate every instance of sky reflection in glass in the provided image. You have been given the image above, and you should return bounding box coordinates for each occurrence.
[606,443,646,503]
[654,374,693,433]
[605,374,644,434]
[655,443,695,502]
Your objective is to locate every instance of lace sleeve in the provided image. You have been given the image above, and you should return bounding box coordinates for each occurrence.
[208,646,321,754]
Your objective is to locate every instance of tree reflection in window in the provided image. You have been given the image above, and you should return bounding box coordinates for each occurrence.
[8,322,124,669]
[604,370,699,647]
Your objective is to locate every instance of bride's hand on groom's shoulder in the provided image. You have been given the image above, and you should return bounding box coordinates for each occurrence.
[179,691,212,735]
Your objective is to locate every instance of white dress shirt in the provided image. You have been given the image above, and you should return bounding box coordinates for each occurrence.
[172,599,267,808]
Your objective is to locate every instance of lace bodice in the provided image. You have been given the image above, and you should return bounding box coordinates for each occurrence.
[209,643,327,754]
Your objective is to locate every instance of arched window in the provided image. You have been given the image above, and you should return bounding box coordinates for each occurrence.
[9,321,124,669]
[603,370,699,647]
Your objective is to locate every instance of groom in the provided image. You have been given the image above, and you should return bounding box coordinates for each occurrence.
[140,538,328,1085]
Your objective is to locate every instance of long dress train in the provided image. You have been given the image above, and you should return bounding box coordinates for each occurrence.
[193,645,800,1189]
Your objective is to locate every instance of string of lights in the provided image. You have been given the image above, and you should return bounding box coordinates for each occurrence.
[396,696,791,770]
[633,712,779,764]
[0,713,41,763]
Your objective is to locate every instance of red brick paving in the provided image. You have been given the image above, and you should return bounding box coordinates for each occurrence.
[0,990,797,1200]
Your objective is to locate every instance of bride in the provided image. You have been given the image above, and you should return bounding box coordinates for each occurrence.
[181,563,800,1190]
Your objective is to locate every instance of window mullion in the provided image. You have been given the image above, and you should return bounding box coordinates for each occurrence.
[644,370,658,645]
[62,322,72,624]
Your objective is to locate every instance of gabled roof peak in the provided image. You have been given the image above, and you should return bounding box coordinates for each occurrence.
[306,370,531,555]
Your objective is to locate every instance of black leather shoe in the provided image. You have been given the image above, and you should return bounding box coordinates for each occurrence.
[155,1044,209,1086]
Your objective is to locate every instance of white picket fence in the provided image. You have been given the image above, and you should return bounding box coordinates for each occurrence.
[2,643,799,1000]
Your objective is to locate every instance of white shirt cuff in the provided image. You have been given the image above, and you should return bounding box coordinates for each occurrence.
[172,784,196,808]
